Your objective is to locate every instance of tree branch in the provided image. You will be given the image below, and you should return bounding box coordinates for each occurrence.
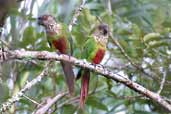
[33,92,67,114]
[68,0,86,32]
[0,49,171,111]
[157,69,167,94]
[107,0,112,15]
[0,62,50,112]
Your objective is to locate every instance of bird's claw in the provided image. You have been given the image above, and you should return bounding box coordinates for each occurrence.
[94,64,105,72]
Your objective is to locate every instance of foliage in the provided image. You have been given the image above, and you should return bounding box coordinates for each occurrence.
[1,0,171,113]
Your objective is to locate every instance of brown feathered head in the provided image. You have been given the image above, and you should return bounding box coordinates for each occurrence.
[38,14,56,27]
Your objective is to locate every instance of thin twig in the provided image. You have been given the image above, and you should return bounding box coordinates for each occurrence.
[157,69,167,94]
[68,0,86,54]
[22,94,41,106]
[107,0,112,15]
[0,39,9,48]
[57,96,79,109]
[68,0,87,32]
[116,95,146,100]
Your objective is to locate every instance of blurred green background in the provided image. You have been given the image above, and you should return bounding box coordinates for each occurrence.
[1,0,171,113]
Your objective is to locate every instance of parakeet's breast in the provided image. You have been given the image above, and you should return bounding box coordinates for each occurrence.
[92,48,105,64]
[52,37,68,54]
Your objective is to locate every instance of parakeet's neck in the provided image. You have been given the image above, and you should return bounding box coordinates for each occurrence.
[93,33,108,47]
[45,23,62,35]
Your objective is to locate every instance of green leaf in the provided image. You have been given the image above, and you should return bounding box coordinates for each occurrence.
[85,3,103,10]
[19,98,32,106]
[86,96,108,111]
[61,104,76,114]
[147,41,168,49]
[106,90,117,98]
[21,26,37,48]
[19,72,29,87]
[9,8,20,16]
[77,8,97,33]
[143,33,161,43]
[134,110,156,114]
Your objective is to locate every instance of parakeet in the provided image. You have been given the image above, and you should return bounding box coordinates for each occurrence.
[38,14,75,95]
[77,24,109,108]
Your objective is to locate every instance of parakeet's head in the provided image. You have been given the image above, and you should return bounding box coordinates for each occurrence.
[93,24,109,46]
[38,14,62,33]
[38,14,56,27]
[97,24,109,36]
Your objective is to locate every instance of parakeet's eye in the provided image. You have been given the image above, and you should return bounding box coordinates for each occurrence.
[38,17,42,21]
[40,16,46,20]
[38,16,45,25]
[98,24,109,36]
[103,29,108,35]
[38,15,46,22]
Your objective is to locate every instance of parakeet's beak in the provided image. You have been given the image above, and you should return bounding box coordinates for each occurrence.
[37,17,43,25]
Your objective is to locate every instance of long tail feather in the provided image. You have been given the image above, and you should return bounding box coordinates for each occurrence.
[80,69,90,108]
[61,61,75,95]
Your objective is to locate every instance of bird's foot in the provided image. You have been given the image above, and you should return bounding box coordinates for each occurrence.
[55,51,60,55]
[82,59,88,69]
[68,54,72,61]
[94,63,105,72]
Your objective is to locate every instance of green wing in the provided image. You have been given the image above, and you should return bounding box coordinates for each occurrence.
[47,23,71,54]
[82,36,98,62]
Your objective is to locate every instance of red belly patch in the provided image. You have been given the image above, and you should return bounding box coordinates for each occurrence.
[52,37,67,54]
[92,48,105,64]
